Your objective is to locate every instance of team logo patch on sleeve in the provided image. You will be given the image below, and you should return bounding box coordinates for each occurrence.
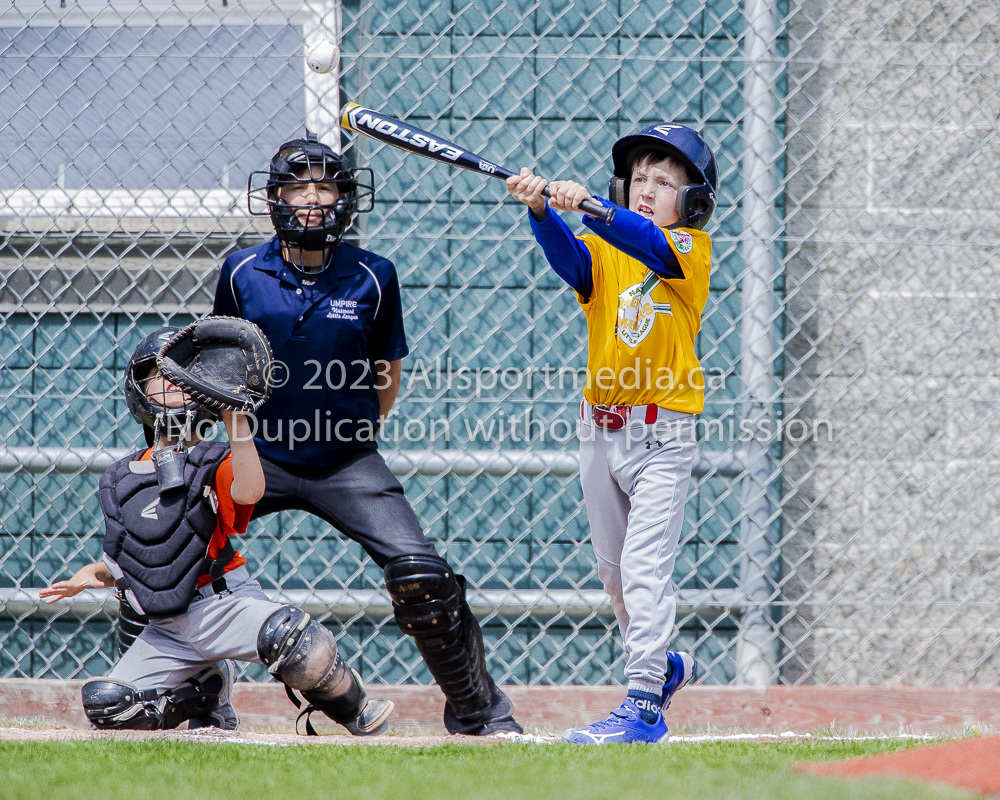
[669,230,694,254]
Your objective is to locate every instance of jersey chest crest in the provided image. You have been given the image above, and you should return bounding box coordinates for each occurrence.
[616,271,672,348]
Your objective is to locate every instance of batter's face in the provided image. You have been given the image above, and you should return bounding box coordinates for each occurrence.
[279,170,342,229]
[629,159,685,228]
[144,366,193,409]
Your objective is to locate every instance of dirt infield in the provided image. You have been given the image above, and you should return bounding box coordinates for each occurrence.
[797,735,1000,795]
[0,726,944,748]
[7,679,1000,735]
[0,726,557,746]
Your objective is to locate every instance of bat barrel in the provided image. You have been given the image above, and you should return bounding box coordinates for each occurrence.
[341,102,615,223]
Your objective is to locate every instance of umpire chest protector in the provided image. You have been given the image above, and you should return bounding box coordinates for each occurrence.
[100,440,232,618]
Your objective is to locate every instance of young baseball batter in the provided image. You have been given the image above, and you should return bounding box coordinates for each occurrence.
[43,328,393,735]
[507,123,718,744]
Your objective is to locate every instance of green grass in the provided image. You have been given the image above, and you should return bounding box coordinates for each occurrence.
[0,739,977,800]
[0,718,58,730]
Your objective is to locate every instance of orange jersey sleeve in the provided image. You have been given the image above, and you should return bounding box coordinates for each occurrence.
[196,454,253,587]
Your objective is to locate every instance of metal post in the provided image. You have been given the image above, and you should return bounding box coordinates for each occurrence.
[338,0,375,249]
[735,0,780,686]
[304,0,341,149]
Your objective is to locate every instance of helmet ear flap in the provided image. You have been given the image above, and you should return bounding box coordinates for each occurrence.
[608,175,629,208]
[674,185,690,222]
[674,183,716,230]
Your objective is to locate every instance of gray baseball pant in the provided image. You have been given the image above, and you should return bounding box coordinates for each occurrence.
[578,406,696,698]
[108,566,281,690]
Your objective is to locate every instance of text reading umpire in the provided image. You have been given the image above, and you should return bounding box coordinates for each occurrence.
[212,131,522,736]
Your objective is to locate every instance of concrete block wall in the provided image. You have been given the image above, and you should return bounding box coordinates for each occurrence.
[779,0,1000,684]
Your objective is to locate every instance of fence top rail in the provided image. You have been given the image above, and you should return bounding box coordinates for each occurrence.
[0,447,745,478]
[0,588,747,620]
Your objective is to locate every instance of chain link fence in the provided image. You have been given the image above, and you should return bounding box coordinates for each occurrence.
[1,0,997,688]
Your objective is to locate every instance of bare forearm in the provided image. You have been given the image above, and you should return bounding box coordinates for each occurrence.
[375,359,402,422]
[40,561,114,603]
[90,561,114,586]
[223,411,265,505]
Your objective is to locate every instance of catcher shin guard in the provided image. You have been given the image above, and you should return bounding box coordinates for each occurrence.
[257,606,390,734]
[385,554,520,734]
[82,678,160,730]
[181,662,239,731]
[157,666,231,730]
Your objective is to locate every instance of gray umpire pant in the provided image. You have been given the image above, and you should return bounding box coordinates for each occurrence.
[578,406,696,698]
[108,566,280,691]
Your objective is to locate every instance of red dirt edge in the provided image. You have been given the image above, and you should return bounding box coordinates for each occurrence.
[8,680,1000,734]
[796,736,1000,796]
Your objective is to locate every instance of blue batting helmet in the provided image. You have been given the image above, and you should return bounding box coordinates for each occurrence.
[609,123,719,230]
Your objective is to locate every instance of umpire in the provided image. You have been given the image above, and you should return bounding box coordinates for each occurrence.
[212,131,521,736]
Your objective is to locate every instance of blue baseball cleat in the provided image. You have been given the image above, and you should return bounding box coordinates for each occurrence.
[561,698,669,745]
[661,651,696,710]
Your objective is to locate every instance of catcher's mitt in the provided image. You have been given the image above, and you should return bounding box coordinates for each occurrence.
[157,316,274,413]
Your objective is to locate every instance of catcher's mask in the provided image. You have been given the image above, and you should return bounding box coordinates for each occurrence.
[124,327,217,448]
[248,130,375,272]
[608,123,718,231]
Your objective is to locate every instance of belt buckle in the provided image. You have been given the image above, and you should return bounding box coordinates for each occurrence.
[593,404,627,431]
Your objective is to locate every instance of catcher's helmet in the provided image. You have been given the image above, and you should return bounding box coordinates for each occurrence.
[248,130,375,261]
[124,327,216,446]
[608,123,718,230]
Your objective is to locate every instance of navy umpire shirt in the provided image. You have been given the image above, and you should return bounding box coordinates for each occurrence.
[213,237,409,468]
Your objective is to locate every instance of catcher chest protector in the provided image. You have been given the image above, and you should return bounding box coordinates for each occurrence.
[100,440,233,617]
[384,555,496,728]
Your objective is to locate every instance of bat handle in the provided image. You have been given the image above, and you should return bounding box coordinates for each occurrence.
[540,187,615,224]
[580,196,616,224]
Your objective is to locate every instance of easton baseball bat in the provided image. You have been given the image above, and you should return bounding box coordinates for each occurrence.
[341,102,615,224]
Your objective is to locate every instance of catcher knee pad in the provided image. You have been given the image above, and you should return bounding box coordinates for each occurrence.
[384,554,494,722]
[257,606,364,726]
[81,678,160,730]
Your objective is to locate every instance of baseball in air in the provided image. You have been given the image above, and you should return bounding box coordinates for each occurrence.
[306,39,339,74]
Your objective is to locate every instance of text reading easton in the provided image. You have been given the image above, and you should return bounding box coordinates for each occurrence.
[346,107,465,161]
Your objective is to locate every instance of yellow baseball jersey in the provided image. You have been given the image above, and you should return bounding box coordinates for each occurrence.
[577,227,712,413]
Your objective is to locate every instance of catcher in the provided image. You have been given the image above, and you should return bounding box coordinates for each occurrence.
[42,321,393,735]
